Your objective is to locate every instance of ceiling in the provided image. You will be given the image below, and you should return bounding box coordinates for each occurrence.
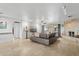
[0,3,79,24]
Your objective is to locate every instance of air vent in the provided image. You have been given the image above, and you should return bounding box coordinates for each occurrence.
[14,21,20,23]
[0,12,3,14]
[68,15,72,18]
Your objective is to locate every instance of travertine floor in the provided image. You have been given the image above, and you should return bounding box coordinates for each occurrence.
[0,37,79,56]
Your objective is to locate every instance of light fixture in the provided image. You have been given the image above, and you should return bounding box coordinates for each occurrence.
[62,5,67,16]
[62,5,72,18]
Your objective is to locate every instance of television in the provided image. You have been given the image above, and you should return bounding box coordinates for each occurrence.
[30,28,37,32]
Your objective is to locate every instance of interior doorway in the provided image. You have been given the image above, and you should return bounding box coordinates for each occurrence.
[13,22,21,39]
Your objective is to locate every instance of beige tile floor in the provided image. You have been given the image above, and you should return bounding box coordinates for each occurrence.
[0,37,79,56]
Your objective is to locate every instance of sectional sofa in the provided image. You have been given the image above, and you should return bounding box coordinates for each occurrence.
[30,33,58,45]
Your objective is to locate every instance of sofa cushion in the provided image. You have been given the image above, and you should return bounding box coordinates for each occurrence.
[39,33,56,39]
[49,33,56,38]
[35,33,39,37]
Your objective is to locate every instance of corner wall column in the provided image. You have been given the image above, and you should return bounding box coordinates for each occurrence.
[58,24,61,37]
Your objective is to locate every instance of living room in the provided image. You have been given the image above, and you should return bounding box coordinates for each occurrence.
[0,3,79,56]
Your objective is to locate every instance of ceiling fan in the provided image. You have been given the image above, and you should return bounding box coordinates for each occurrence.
[63,5,74,24]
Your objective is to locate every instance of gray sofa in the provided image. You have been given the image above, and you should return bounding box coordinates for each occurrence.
[30,33,58,45]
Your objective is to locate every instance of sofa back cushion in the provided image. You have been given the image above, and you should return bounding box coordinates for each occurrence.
[39,33,56,39]
[39,33,49,39]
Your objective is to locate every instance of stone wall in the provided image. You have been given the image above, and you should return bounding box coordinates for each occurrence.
[64,18,79,36]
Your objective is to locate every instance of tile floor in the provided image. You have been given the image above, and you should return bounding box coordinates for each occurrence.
[0,36,79,56]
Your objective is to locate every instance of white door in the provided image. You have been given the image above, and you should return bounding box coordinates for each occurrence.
[13,22,21,39]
